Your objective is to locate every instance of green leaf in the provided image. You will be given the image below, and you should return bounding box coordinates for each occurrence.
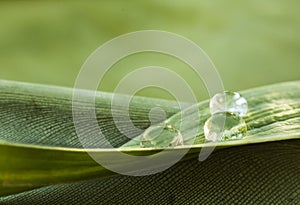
[0,80,299,197]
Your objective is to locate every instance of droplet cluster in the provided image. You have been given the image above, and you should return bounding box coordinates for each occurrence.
[204,91,248,142]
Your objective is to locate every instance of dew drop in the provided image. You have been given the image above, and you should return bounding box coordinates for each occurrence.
[210,91,248,116]
[204,112,247,142]
[140,123,183,148]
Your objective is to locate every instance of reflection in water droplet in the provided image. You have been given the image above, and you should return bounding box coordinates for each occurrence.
[204,112,247,142]
[210,91,248,116]
[140,123,183,148]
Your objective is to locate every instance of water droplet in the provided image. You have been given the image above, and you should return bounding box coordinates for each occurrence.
[210,91,248,116]
[140,123,183,148]
[204,112,247,142]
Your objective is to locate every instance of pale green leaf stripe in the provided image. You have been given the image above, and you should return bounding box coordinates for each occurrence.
[0,80,299,197]
[123,81,300,148]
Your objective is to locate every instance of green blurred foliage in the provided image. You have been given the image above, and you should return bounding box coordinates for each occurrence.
[0,0,299,100]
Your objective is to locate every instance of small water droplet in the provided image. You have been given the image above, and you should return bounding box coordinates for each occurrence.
[204,112,247,142]
[210,91,248,116]
[140,123,183,148]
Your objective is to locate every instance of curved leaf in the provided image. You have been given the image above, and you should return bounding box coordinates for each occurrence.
[0,80,299,197]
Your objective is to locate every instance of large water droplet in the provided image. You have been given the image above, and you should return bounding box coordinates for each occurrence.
[140,124,183,148]
[204,112,247,142]
[210,91,248,116]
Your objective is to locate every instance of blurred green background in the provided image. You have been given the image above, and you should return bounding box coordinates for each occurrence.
[0,0,299,101]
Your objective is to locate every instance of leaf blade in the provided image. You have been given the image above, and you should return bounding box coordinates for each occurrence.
[0,80,299,196]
